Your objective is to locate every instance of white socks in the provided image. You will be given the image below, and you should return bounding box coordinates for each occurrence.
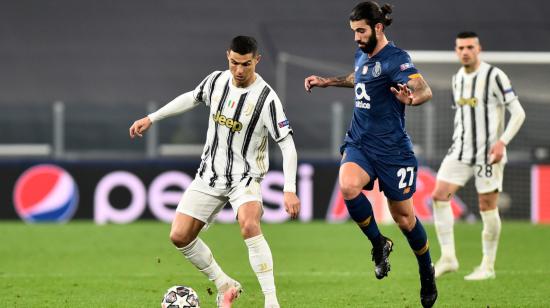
[433,200,456,259]
[178,235,279,307]
[433,199,501,270]
[177,238,228,290]
[245,234,279,307]
[480,208,501,270]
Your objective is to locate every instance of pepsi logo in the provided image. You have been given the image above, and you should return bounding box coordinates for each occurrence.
[13,164,79,222]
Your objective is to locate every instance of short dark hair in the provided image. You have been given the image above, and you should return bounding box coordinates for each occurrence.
[229,36,258,56]
[350,1,393,28]
[456,31,479,39]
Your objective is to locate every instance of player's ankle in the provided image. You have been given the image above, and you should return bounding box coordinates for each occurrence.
[213,274,230,290]
[264,291,278,305]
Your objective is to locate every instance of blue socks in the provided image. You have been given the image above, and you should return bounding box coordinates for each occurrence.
[345,193,382,246]
[402,217,433,275]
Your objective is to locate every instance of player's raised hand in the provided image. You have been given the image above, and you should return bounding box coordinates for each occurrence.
[391,83,414,105]
[283,192,300,219]
[129,116,152,139]
[489,140,506,164]
[304,75,329,92]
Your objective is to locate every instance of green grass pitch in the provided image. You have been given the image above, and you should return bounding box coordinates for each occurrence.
[1,221,549,307]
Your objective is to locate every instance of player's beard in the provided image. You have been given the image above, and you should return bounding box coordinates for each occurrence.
[358,27,378,54]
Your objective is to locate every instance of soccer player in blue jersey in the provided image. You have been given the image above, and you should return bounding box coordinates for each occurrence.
[304,2,437,307]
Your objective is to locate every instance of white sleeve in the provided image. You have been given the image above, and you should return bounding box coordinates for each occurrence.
[277,134,298,193]
[147,91,199,123]
[261,93,293,142]
[493,68,518,105]
[500,99,526,145]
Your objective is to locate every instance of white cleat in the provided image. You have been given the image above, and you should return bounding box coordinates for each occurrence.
[434,257,459,278]
[265,304,280,308]
[216,279,242,308]
[464,266,496,281]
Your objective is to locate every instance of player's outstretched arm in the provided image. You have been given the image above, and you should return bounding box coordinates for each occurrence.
[129,116,152,138]
[391,75,433,106]
[129,91,200,139]
[278,135,300,219]
[304,72,355,92]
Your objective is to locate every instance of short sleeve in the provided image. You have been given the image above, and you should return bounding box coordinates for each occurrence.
[389,51,420,85]
[191,71,223,106]
[492,68,518,105]
[261,93,293,142]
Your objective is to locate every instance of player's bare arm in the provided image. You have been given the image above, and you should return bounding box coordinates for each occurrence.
[129,116,152,138]
[304,72,355,92]
[391,75,432,106]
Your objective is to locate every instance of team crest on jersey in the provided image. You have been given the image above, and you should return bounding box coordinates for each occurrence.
[372,61,382,77]
[362,65,368,75]
[244,103,254,116]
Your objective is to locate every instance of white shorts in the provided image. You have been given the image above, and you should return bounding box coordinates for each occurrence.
[436,156,505,194]
[176,176,263,226]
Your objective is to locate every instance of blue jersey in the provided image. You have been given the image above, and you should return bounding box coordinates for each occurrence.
[343,42,419,159]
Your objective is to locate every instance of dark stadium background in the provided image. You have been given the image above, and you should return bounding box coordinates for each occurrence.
[1,0,549,222]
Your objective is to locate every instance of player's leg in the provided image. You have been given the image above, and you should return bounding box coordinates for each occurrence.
[376,155,436,307]
[339,162,384,245]
[465,162,503,280]
[171,213,237,293]
[230,179,278,308]
[388,198,437,308]
[171,180,239,307]
[431,180,461,276]
[236,201,279,308]
[339,149,393,279]
[432,157,472,277]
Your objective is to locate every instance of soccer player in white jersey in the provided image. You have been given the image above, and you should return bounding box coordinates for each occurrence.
[129,36,300,308]
[432,32,526,280]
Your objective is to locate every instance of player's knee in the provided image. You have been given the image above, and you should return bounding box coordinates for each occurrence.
[432,189,452,201]
[340,182,362,200]
[169,230,196,248]
[394,214,416,232]
[240,220,261,238]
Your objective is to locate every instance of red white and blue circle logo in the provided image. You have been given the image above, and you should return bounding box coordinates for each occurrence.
[13,164,79,222]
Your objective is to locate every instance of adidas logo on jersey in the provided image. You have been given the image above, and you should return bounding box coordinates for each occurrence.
[213,111,243,132]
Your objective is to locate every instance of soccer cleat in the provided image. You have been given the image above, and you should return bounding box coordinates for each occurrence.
[434,256,459,278]
[216,279,242,308]
[371,236,393,279]
[464,266,496,281]
[420,265,438,308]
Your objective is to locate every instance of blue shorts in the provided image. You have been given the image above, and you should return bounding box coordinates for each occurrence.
[340,143,418,201]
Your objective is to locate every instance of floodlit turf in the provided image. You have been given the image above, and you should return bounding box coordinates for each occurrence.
[1,221,549,307]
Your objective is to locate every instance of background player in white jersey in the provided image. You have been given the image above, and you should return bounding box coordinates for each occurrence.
[129,36,300,308]
[432,32,526,280]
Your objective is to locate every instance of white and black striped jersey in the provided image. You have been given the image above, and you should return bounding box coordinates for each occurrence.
[192,70,293,189]
[447,61,518,165]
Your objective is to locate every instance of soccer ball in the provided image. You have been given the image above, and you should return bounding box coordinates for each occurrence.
[161,285,200,308]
